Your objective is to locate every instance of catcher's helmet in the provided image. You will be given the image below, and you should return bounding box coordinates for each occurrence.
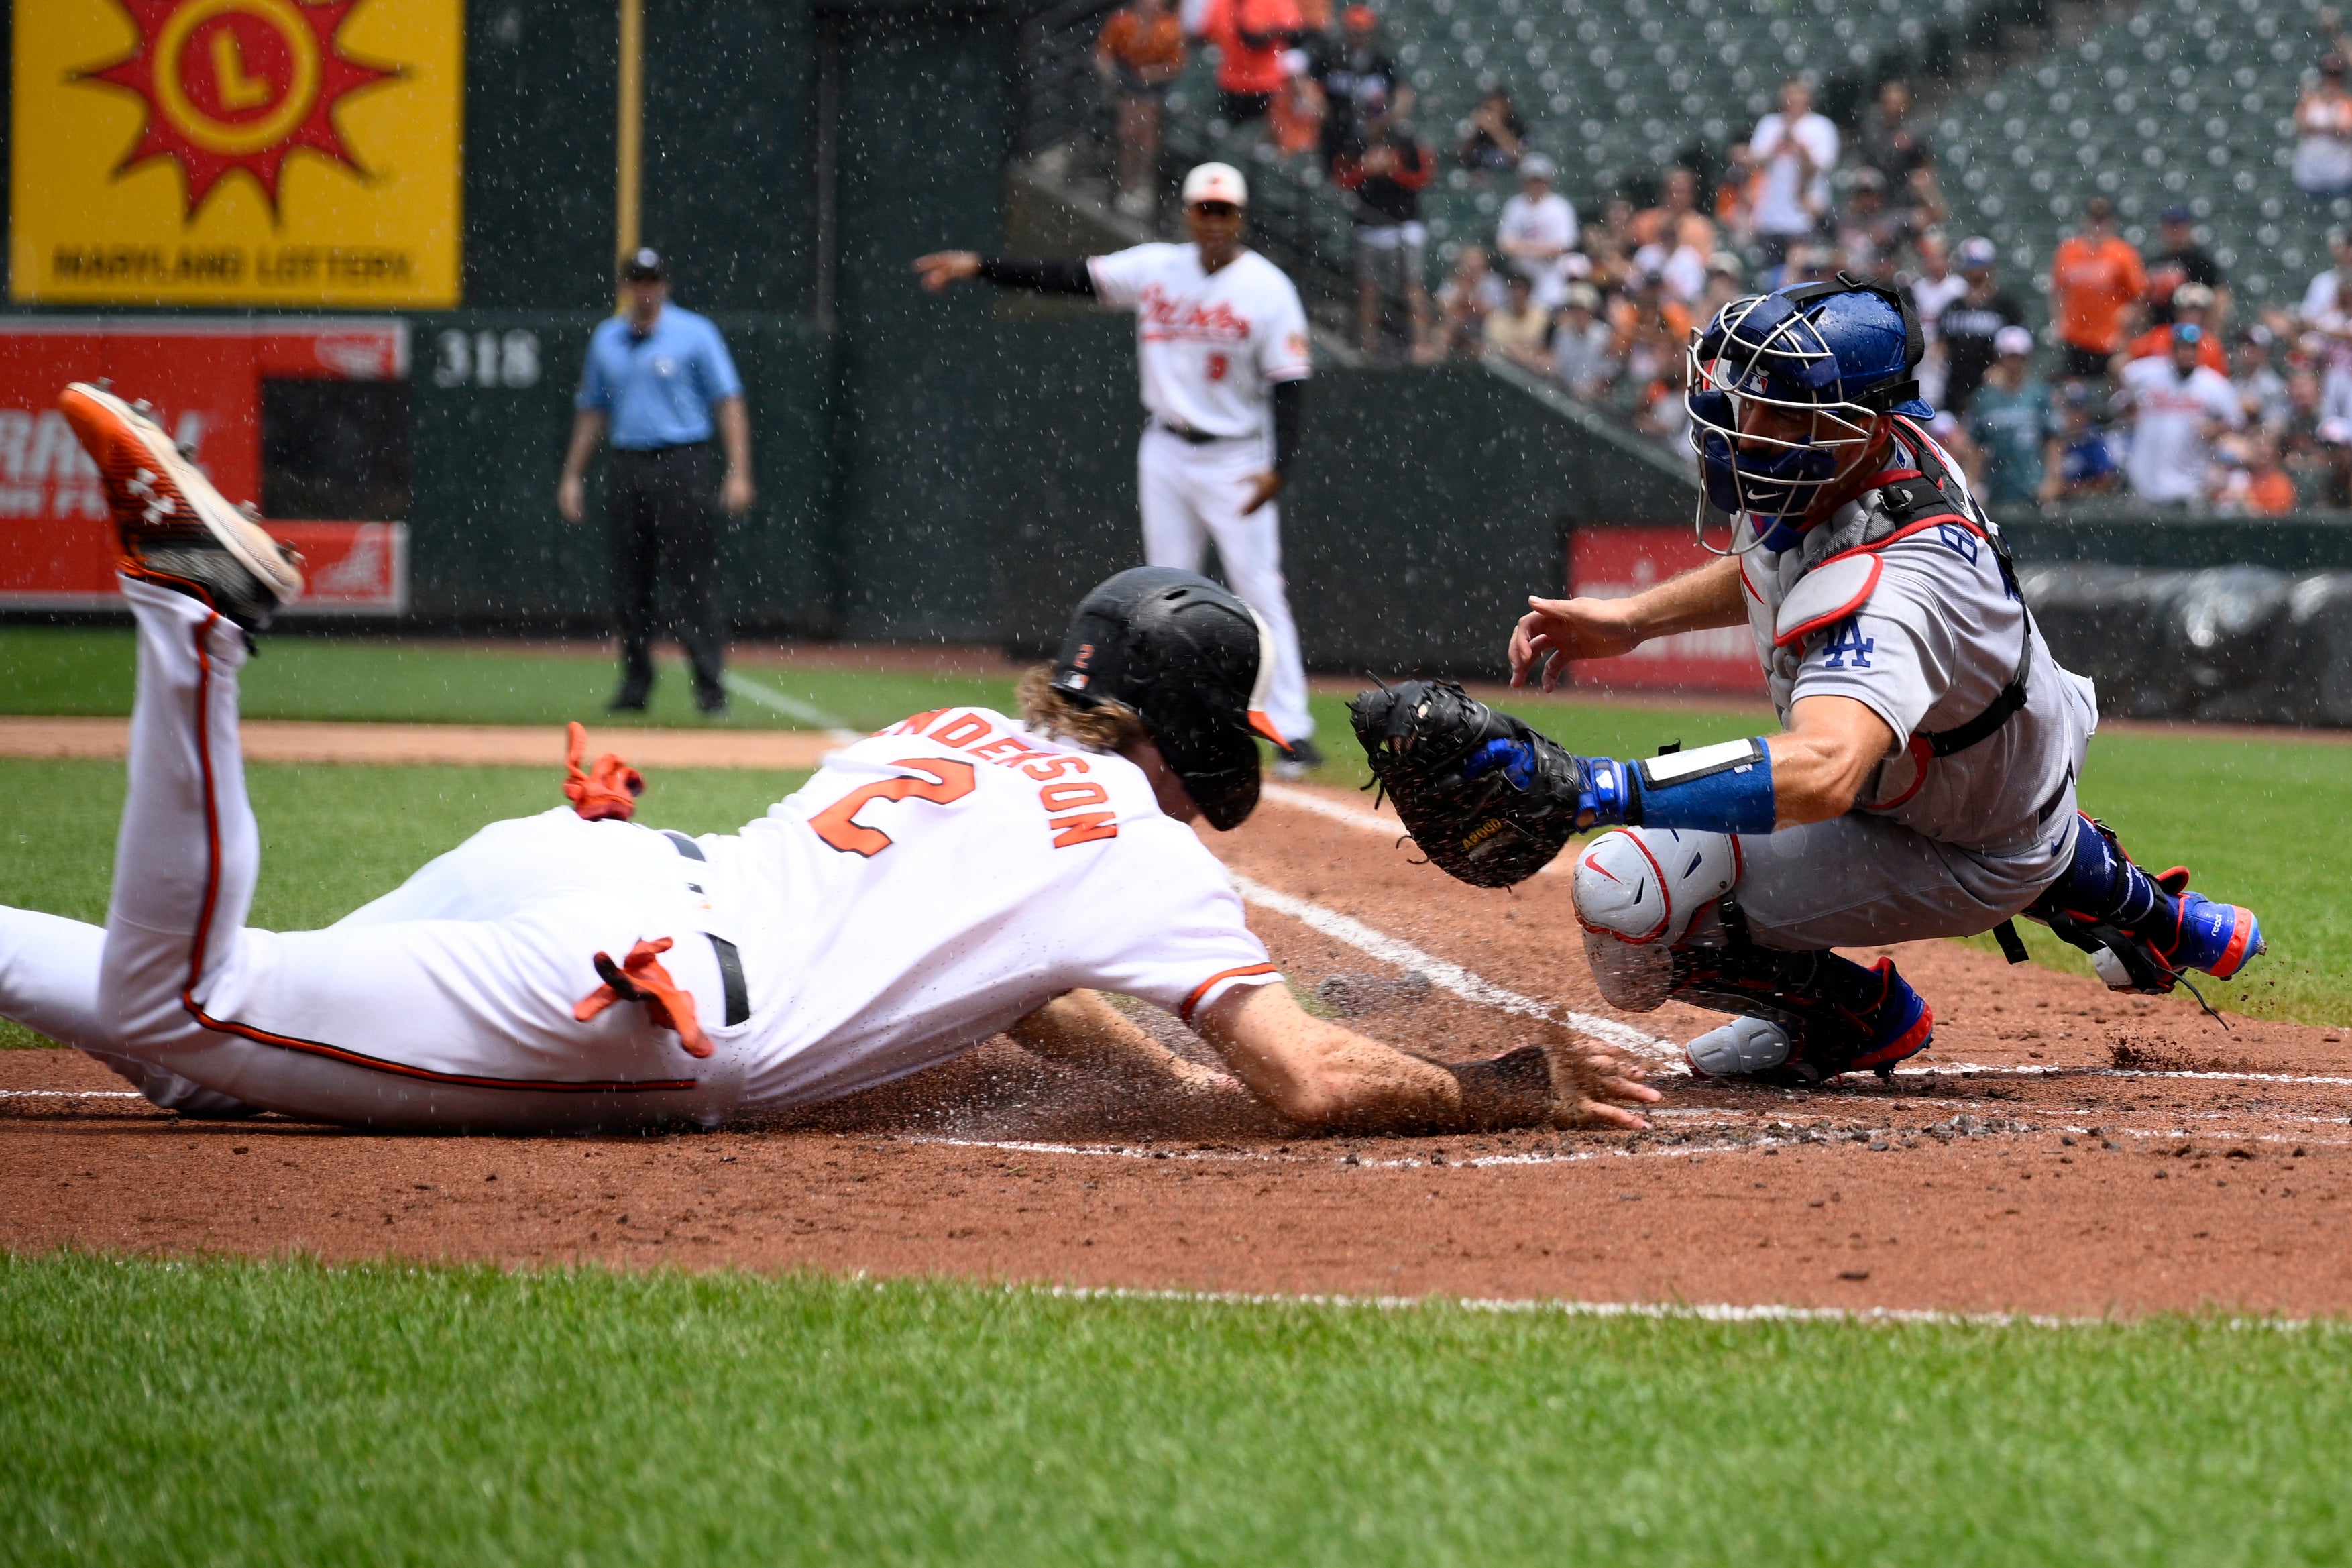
[1050,567,1286,830]
[1685,272,1927,551]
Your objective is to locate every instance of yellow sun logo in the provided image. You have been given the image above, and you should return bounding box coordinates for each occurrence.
[75,0,399,220]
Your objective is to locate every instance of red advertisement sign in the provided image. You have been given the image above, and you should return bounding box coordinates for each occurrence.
[1567,526,1765,693]
[0,315,407,612]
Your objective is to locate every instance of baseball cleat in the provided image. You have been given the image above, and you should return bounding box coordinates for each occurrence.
[1684,958,1933,1087]
[58,381,303,629]
[1685,1015,1793,1078]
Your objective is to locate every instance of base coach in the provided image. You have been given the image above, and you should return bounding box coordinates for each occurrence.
[558,248,755,716]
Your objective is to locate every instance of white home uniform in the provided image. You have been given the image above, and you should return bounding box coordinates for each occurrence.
[1087,241,1316,744]
[0,579,1282,1131]
[2119,355,2243,503]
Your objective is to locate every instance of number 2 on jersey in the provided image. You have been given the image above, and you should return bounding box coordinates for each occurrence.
[809,757,978,857]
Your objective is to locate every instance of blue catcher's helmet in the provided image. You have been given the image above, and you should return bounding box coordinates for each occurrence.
[1685,272,1928,551]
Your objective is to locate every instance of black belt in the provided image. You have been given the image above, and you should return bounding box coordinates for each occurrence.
[1152,419,1244,445]
[612,440,712,459]
[665,831,750,1025]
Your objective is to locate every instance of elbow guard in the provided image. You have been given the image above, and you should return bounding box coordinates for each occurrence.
[1627,738,1776,836]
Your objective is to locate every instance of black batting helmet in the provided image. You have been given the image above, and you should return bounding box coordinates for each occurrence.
[1050,567,1284,830]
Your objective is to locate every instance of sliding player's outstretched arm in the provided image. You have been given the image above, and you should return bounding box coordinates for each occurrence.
[1006,989,1231,1093]
[1194,981,1657,1133]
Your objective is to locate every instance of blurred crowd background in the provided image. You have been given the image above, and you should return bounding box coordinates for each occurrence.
[1076,0,2352,513]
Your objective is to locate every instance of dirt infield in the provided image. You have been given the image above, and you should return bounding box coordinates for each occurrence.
[3,758,2348,1318]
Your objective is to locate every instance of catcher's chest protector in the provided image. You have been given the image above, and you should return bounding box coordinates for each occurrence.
[1737,422,2011,722]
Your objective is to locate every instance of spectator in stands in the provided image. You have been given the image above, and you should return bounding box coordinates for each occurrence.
[1496,154,1579,307]
[1482,272,1555,374]
[2050,381,2123,500]
[1551,282,1617,400]
[2233,327,2290,429]
[1334,119,1435,359]
[1634,345,1690,447]
[2210,433,2298,515]
[1934,237,2023,416]
[2145,205,2230,330]
[1778,239,1839,291]
[1434,244,1506,359]
[1856,78,1932,205]
[2117,284,2227,377]
[1832,168,1912,284]
[1747,78,1838,266]
[1305,5,1408,170]
[1096,0,1189,219]
[1457,87,1528,173]
[2049,197,2146,382]
[1714,144,1758,251]
[1205,0,1300,125]
[2298,227,2352,337]
[1965,327,2057,510]
[1699,252,1747,321]
[2118,325,2243,505]
[1906,230,1967,411]
[1632,168,1712,252]
[2281,366,2352,504]
[2294,54,2352,200]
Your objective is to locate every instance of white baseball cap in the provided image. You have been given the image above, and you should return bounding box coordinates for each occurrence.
[1994,325,2035,357]
[1519,153,1556,182]
[1182,162,1249,207]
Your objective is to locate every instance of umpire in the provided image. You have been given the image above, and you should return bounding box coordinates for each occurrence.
[557,248,754,715]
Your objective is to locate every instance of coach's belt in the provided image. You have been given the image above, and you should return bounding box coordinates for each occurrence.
[1153,419,1245,445]
[663,830,750,1026]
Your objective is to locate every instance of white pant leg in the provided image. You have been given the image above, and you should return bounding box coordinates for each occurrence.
[1194,445,1312,741]
[93,578,748,1132]
[0,905,254,1114]
[1138,428,1210,572]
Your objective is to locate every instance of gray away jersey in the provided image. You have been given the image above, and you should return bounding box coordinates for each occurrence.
[1735,441,2099,858]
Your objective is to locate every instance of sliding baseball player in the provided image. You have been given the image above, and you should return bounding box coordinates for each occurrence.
[0,384,1655,1135]
[915,162,1324,773]
[1352,276,2263,1085]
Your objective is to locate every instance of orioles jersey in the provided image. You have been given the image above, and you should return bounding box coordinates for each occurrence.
[695,707,1281,1109]
[1088,243,1312,440]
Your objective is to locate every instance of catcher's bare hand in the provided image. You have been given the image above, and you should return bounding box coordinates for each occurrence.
[1543,1036,1660,1130]
[1509,595,1642,691]
[913,251,983,292]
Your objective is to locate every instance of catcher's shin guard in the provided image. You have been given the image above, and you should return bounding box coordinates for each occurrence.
[1674,940,1934,1086]
[2027,815,2264,995]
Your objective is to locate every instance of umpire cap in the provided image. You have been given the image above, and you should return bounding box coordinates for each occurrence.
[1052,567,1286,830]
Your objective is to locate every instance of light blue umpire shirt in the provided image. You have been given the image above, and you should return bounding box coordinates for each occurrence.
[575,304,745,451]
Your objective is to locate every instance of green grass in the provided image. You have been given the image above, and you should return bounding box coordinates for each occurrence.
[0,759,807,1049]
[3,1254,2349,1566]
[0,628,1016,732]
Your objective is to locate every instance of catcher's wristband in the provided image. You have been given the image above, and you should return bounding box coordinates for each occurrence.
[1624,737,1776,836]
[1442,1045,1553,1130]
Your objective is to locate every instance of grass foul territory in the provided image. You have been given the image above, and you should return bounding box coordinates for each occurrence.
[3,1254,2350,1567]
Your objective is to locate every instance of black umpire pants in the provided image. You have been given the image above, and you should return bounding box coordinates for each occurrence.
[606,442,725,706]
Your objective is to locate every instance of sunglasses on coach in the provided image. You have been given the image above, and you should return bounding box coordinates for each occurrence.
[1190,201,1242,217]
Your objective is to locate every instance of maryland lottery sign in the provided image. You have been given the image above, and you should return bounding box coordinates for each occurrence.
[11,0,461,306]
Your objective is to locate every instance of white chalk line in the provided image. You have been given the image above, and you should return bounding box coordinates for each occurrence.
[718,671,862,747]
[1260,781,1567,875]
[0,1088,142,1099]
[1260,780,1571,869]
[1230,873,1675,1059]
[1032,1283,2343,1332]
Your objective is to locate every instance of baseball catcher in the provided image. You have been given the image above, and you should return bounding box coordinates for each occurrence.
[0,384,1657,1135]
[1353,274,2264,1085]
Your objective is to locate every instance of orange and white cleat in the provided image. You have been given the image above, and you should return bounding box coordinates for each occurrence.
[57,381,304,629]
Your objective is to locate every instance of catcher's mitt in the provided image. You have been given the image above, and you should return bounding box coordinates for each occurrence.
[1348,679,1602,888]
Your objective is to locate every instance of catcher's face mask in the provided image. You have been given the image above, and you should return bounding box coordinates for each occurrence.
[1685,276,1921,552]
